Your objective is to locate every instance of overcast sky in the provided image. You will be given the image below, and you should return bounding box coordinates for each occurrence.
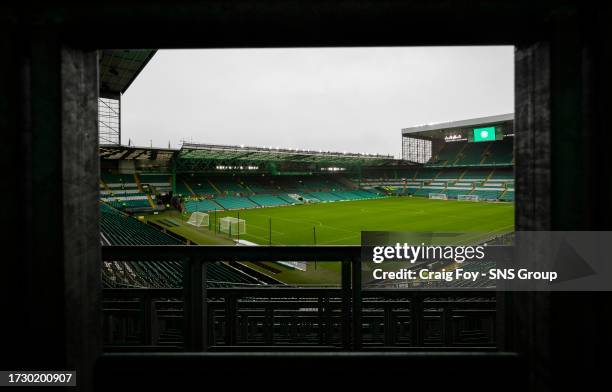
[122,47,513,158]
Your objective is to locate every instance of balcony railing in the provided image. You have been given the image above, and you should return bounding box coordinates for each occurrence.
[102,245,497,352]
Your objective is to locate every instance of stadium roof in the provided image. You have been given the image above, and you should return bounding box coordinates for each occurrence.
[99,49,156,99]
[99,142,419,173]
[402,113,514,139]
[177,143,397,166]
[99,144,176,161]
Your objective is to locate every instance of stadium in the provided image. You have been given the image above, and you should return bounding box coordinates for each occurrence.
[100,110,515,286]
[3,2,612,392]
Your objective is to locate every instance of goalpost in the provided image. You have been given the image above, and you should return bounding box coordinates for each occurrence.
[219,216,246,236]
[428,193,447,200]
[458,194,480,202]
[187,211,209,227]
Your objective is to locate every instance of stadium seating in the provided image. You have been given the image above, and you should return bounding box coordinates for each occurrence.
[170,175,387,212]
[415,168,438,179]
[277,194,304,204]
[184,199,224,213]
[462,168,492,180]
[351,189,381,199]
[394,168,418,179]
[175,180,194,196]
[138,174,170,183]
[211,177,246,194]
[437,168,464,179]
[213,196,258,210]
[331,191,360,200]
[445,188,472,199]
[299,193,322,203]
[471,189,503,200]
[298,176,347,192]
[425,139,514,170]
[241,176,283,193]
[179,176,218,196]
[412,188,433,197]
[455,142,489,165]
[482,138,513,165]
[139,174,172,192]
[109,199,151,209]
[429,142,465,166]
[499,190,515,202]
[249,194,290,207]
[490,169,513,180]
[100,203,178,246]
[100,172,156,211]
[107,189,147,196]
[309,191,343,202]
[100,203,260,288]
[101,172,137,185]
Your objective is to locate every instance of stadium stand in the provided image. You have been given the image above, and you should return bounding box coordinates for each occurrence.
[299,176,347,192]
[175,180,194,196]
[437,168,465,179]
[445,188,471,199]
[102,173,137,185]
[100,172,158,210]
[241,176,283,193]
[428,141,466,166]
[490,169,514,180]
[174,174,387,213]
[139,173,172,192]
[462,168,492,180]
[482,138,513,165]
[108,199,151,209]
[309,191,343,202]
[471,189,504,200]
[181,176,218,196]
[211,177,247,194]
[214,196,259,210]
[415,168,438,179]
[277,194,304,204]
[378,134,513,202]
[100,203,261,287]
[249,194,290,207]
[184,199,224,213]
[454,142,489,165]
[499,190,515,202]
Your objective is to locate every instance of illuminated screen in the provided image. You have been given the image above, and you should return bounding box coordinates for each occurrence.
[473,126,496,142]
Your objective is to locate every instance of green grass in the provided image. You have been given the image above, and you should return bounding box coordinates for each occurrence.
[144,197,514,285]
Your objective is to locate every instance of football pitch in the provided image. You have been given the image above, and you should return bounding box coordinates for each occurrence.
[144,197,514,285]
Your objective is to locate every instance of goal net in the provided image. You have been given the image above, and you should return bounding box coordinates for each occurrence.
[187,211,209,227]
[458,194,479,201]
[219,217,246,235]
[428,193,447,200]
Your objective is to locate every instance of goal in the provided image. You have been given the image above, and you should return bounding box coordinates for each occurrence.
[428,193,447,200]
[458,194,480,202]
[219,216,246,235]
[186,211,209,227]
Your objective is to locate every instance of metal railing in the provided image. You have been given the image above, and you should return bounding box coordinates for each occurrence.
[102,245,497,351]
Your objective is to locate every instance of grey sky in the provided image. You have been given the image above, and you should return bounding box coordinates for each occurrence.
[122,47,513,158]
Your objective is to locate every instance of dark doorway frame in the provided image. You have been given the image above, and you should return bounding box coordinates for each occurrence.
[3,1,611,391]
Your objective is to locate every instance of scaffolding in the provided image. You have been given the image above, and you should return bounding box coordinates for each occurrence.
[99,97,121,145]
